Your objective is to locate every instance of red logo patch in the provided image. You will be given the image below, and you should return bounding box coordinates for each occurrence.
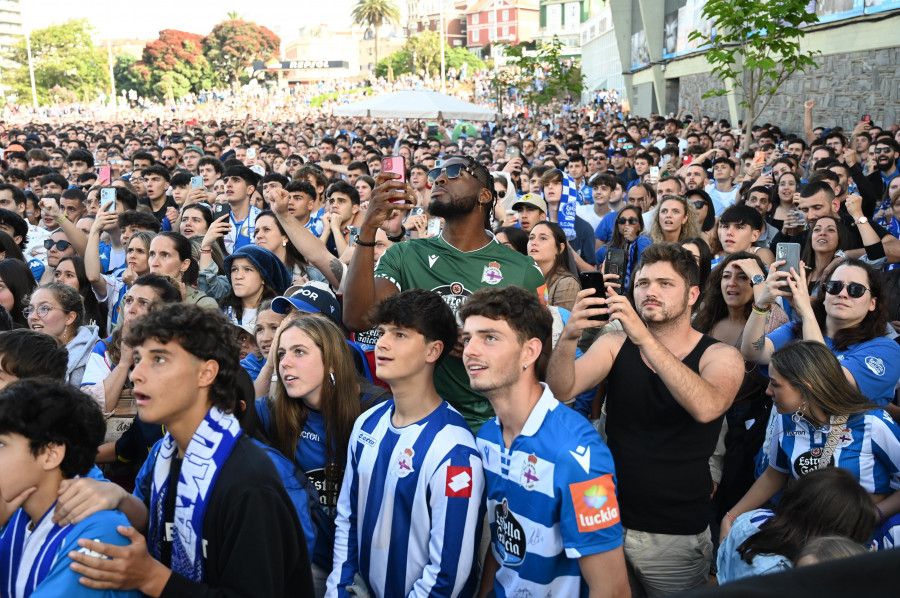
[445,465,473,498]
[570,474,620,533]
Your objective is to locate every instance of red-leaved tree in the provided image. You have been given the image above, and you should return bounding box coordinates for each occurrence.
[204,20,281,85]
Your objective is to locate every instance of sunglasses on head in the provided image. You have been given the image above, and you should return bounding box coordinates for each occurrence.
[617,217,640,225]
[426,162,478,185]
[823,281,869,298]
[44,239,72,251]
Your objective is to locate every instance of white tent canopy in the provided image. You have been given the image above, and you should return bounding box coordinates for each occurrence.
[332,88,497,121]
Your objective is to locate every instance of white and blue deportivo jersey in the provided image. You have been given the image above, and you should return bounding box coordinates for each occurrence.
[476,384,623,598]
[769,409,900,494]
[0,507,139,598]
[328,399,485,598]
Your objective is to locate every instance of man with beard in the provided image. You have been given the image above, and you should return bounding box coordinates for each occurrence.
[342,156,545,433]
[547,242,744,596]
[867,138,899,198]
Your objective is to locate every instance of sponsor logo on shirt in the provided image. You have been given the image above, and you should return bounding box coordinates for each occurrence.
[432,282,472,324]
[481,261,503,285]
[392,447,415,478]
[428,254,439,268]
[357,431,377,447]
[866,356,885,376]
[446,465,473,498]
[520,454,539,490]
[570,474,620,533]
[793,447,834,477]
[494,498,526,565]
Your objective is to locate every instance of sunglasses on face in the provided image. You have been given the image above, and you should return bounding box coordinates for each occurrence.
[692,200,706,209]
[873,147,892,154]
[823,281,869,298]
[44,239,72,251]
[623,145,634,150]
[617,217,640,225]
[427,163,478,185]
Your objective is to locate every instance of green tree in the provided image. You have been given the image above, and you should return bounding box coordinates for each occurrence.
[142,29,218,100]
[374,49,412,79]
[446,46,485,72]
[113,54,149,98]
[8,19,109,105]
[405,31,441,77]
[689,0,820,152]
[351,0,401,69]
[204,19,281,85]
[494,36,584,115]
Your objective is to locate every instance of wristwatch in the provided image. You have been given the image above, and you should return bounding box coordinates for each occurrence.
[857,216,868,225]
[750,274,765,287]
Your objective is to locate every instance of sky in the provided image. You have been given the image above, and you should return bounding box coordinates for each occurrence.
[22,0,355,41]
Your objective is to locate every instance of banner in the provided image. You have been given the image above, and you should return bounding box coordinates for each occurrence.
[631,29,650,69]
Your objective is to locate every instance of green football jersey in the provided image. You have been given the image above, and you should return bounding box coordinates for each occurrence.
[375,235,545,433]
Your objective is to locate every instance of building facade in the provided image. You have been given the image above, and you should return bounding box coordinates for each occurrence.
[465,0,540,57]
[536,0,589,57]
[579,1,624,103]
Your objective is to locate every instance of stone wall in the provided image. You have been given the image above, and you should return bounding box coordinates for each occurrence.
[677,47,900,133]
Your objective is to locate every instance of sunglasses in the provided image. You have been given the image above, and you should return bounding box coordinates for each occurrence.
[823,281,869,298]
[617,217,640,225]
[692,200,706,209]
[427,163,478,185]
[873,147,892,154]
[623,145,634,150]
[44,239,72,251]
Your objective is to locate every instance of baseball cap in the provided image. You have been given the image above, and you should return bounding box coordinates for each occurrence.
[512,193,548,213]
[271,281,342,325]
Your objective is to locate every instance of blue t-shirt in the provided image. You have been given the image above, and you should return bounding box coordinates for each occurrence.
[766,322,900,406]
[240,354,264,381]
[595,211,619,244]
[477,384,623,598]
[717,509,790,584]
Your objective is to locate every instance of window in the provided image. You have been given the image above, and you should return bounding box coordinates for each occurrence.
[473,29,479,41]
[473,13,478,24]
[503,10,509,20]
[453,39,461,46]
[488,11,494,22]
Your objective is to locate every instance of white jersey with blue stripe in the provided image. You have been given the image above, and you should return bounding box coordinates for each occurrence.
[476,384,623,598]
[769,409,900,494]
[328,399,485,598]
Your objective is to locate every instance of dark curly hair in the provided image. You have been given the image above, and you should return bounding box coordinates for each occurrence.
[372,289,459,367]
[0,329,68,381]
[0,379,105,477]
[123,303,241,411]
[460,285,552,347]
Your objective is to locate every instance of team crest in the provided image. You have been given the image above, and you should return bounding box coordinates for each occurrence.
[521,454,539,490]
[393,447,415,478]
[482,262,504,285]
[838,428,854,447]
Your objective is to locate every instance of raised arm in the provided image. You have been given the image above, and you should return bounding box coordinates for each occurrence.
[85,210,117,297]
[269,188,343,288]
[804,99,816,145]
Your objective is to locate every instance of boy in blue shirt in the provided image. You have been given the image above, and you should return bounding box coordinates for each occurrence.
[0,379,139,598]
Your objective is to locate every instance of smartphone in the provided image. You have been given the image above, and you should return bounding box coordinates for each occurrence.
[649,166,659,180]
[662,154,672,166]
[753,150,766,165]
[775,243,801,293]
[682,155,693,166]
[213,202,232,219]
[862,115,871,122]
[347,226,359,245]
[382,156,406,183]
[578,271,608,322]
[409,206,425,217]
[435,159,444,169]
[100,188,117,212]
[250,164,266,177]
[761,166,773,174]
[605,247,627,280]
[96,165,111,185]
[507,147,520,160]
[246,147,257,159]
[190,175,204,189]
[426,217,442,236]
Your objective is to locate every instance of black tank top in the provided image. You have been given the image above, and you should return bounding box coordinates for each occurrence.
[606,334,724,535]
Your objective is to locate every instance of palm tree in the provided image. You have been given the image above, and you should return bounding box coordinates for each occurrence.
[351,0,401,72]
[225,10,244,20]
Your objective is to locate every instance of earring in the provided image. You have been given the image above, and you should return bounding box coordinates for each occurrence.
[522,363,528,371]
[282,239,288,247]
[329,372,335,386]
[792,402,806,424]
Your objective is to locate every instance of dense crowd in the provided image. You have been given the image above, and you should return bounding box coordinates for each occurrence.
[0,92,899,598]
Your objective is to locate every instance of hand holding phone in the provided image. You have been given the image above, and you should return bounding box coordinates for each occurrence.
[100,188,117,212]
[578,271,609,322]
[775,243,801,293]
[190,176,204,190]
[382,156,406,183]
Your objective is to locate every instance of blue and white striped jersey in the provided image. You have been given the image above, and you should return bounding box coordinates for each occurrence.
[476,384,623,598]
[769,409,900,494]
[327,399,485,598]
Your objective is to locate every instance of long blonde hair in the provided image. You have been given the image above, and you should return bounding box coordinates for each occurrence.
[649,194,702,243]
[268,316,360,467]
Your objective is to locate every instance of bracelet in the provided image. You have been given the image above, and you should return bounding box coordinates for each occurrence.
[55,215,67,224]
[751,303,772,315]
[386,226,406,243]
[725,511,736,523]
[199,249,212,254]
[353,234,376,247]
[270,374,278,382]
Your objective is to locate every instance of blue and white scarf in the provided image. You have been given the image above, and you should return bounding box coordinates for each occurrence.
[0,505,71,598]
[149,407,242,582]
[557,170,578,241]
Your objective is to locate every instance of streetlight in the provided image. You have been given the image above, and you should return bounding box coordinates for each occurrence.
[25,28,38,108]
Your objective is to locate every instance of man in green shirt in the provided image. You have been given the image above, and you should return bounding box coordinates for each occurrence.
[343,156,545,433]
